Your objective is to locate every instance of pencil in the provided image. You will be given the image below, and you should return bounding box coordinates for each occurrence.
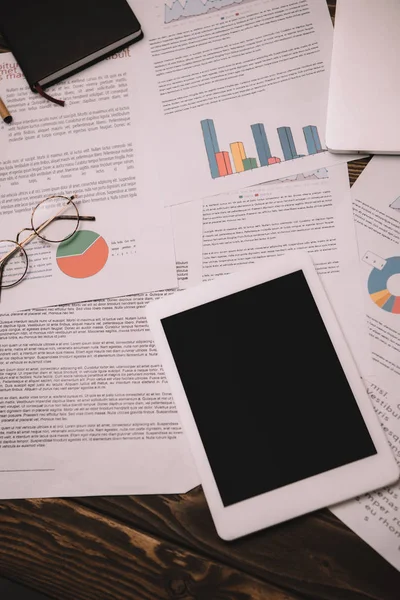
[0,97,12,124]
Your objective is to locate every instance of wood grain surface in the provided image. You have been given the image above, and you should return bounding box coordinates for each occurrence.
[0,1,398,599]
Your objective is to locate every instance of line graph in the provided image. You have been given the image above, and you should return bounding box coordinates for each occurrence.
[164,0,256,24]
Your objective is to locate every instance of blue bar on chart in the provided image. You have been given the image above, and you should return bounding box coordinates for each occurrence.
[277,126,300,160]
[201,119,220,179]
[251,123,272,167]
[303,125,323,155]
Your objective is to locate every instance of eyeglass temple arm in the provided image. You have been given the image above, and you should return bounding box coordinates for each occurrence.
[13,214,96,247]
[54,215,95,221]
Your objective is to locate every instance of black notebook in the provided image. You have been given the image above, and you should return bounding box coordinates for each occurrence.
[0,0,143,104]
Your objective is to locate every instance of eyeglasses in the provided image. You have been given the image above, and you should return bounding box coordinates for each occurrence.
[0,195,95,300]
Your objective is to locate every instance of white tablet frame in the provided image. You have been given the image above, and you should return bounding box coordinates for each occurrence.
[146,251,399,540]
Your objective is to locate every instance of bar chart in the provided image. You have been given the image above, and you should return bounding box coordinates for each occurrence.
[200,119,325,179]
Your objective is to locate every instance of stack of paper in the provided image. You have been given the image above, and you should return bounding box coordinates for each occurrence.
[0,53,198,496]
[0,0,399,572]
[331,157,400,572]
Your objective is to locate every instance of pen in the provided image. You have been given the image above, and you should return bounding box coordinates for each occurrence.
[0,97,12,124]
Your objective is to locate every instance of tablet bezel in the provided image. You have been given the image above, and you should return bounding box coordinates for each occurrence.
[146,251,399,540]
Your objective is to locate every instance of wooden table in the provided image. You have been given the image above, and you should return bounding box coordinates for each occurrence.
[0,2,398,598]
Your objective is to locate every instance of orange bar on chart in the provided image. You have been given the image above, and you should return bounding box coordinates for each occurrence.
[230,142,246,172]
[215,151,233,176]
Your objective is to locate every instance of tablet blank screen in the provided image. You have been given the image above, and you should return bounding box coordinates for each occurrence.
[161,270,377,507]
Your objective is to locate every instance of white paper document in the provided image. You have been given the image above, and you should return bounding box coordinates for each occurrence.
[330,157,400,571]
[172,165,372,374]
[131,0,356,206]
[0,226,199,498]
[170,199,203,288]
[345,157,400,398]
[332,382,400,572]
[0,52,177,313]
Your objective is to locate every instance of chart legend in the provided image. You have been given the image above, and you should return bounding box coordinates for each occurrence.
[56,230,109,279]
[200,119,325,179]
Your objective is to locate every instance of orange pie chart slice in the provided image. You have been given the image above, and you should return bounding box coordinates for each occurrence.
[56,231,109,278]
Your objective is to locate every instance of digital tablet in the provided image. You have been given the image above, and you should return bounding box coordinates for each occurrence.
[146,252,398,540]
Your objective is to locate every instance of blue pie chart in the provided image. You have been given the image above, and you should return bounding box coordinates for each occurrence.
[368,256,400,314]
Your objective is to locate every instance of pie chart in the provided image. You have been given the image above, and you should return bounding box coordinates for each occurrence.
[368,256,400,314]
[56,230,109,278]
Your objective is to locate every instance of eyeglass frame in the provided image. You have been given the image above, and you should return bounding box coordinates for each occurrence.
[0,194,95,297]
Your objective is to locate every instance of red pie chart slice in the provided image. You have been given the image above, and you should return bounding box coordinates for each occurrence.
[56,231,109,278]
[393,297,400,314]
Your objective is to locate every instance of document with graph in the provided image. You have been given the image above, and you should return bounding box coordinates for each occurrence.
[129,0,358,206]
[0,201,201,499]
[346,156,400,399]
[0,53,177,314]
[330,156,400,572]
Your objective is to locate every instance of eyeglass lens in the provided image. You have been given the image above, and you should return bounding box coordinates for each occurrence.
[0,240,28,288]
[32,196,79,243]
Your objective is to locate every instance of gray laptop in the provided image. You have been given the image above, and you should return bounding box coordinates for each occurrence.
[326,0,400,155]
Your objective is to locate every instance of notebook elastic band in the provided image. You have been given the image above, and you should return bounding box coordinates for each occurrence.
[34,84,65,107]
